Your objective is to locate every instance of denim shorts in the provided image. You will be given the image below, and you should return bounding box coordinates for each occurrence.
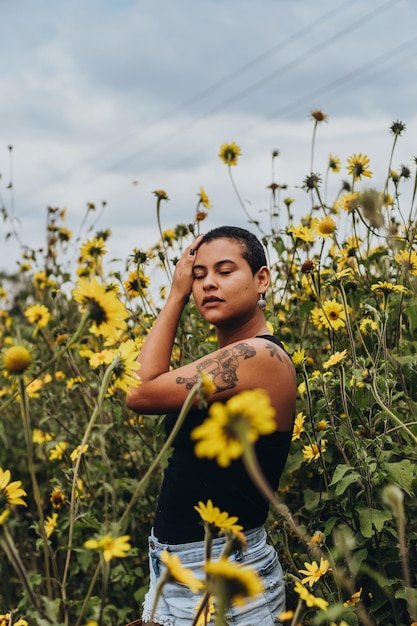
[141,526,285,626]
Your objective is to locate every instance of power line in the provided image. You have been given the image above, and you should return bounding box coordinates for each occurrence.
[69,0,401,176]
[131,32,417,177]
[14,0,360,198]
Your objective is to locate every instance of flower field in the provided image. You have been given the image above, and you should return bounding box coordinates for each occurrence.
[0,113,416,626]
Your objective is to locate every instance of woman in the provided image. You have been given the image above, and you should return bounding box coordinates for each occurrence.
[126,226,296,626]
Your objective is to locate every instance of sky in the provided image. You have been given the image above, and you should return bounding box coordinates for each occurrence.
[1,0,417,278]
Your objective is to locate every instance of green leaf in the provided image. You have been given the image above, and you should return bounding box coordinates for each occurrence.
[329,463,355,485]
[357,506,392,538]
[383,460,415,495]
[404,299,417,333]
[303,488,321,511]
[332,471,362,497]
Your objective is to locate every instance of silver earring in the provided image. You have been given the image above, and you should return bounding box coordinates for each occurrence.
[257,295,266,310]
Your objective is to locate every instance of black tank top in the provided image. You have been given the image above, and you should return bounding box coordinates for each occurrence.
[153,335,294,544]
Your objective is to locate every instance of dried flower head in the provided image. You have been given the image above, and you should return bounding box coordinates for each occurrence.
[310,109,328,123]
[390,120,406,136]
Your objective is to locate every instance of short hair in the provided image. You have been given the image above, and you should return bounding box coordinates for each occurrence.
[200,226,267,274]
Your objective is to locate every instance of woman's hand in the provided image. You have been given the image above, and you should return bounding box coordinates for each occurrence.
[170,235,204,301]
[126,235,205,394]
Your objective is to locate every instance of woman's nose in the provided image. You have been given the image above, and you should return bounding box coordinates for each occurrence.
[202,273,217,289]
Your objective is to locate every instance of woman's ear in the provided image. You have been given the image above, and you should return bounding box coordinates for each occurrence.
[256,266,270,291]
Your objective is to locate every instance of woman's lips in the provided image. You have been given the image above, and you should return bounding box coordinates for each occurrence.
[202,296,223,306]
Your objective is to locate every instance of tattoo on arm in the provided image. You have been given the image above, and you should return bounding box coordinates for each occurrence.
[263,342,296,378]
[176,342,256,392]
[264,344,284,362]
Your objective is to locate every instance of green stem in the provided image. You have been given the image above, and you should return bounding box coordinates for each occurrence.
[18,377,53,599]
[0,524,53,622]
[241,441,306,544]
[371,377,417,444]
[156,197,173,282]
[61,357,119,618]
[74,560,103,626]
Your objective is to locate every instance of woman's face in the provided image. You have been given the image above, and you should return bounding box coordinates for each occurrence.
[191,238,264,326]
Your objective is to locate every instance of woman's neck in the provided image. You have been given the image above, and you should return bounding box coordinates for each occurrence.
[216,316,270,348]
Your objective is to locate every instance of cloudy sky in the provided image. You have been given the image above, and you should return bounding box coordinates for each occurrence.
[1,0,417,276]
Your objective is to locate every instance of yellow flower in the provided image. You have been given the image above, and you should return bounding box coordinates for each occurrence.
[323,349,348,369]
[3,345,32,374]
[25,377,43,398]
[70,444,89,463]
[287,224,316,244]
[160,550,204,593]
[153,189,169,200]
[334,191,360,213]
[163,228,176,243]
[0,468,27,508]
[50,487,66,508]
[310,306,324,330]
[278,610,294,621]
[79,237,107,259]
[309,530,326,547]
[299,557,331,587]
[0,616,28,626]
[328,154,341,172]
[329,268,355,285]
[124,269,151,298]
[205,558,264,607]
[219,142,241,166]
[371,281,408,294]
[66,375,85,390]
[320,299,346,331]
[33,429,54,444]
[49,442,68,461]
[111,339,141,392]
[194,595,215,626]
[294,580,329,610]
[72,277,128,337]
[312,216,336,238]
[191,389,276,467]
[44,512,59,538]
[198,186,212,209]
[24,304,51,328]
[344,587,362,607]
[88,349,115,368]
[0,510,10,525]
[302,440,327,463]
[33,270,56,290]
[194,499,244,534]
[292,412,306,441]
[199,371,216,400]
[346,153,372,180]
[58,226,72,242]
[359,317,378,335]
[84,534,131,562]
[292,348,306,367]
[394,249,417,276]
